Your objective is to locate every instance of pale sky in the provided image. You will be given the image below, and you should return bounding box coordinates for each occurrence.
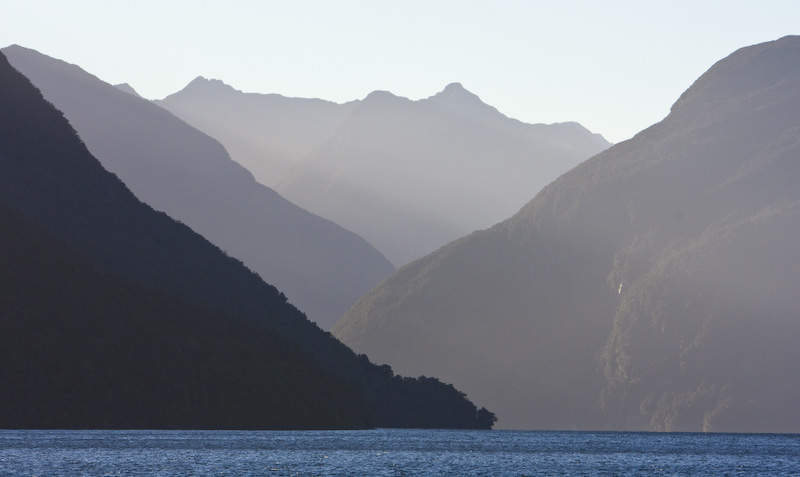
[2,1,798,143]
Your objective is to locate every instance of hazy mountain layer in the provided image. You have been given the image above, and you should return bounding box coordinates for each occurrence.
[4,45,393,330]
[159,78,609,267]
[277,84,609,266]
[333,36,800,432]
[157,77,355,186]
[0,50,495,429]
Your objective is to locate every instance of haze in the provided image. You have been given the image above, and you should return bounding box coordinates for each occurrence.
[2,0,797,143]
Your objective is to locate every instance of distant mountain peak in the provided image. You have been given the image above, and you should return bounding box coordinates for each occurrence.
[356,90,411,112]
[363,89,402,102]
[436,82,474,98]
[181,76,238,95]
[427,82,505,123]
[114,83,141,97]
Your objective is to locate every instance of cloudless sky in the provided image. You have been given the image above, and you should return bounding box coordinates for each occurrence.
[2,1,798,143]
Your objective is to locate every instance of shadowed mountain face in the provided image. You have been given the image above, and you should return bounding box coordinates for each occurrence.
[0,50,495,429]
[333,36,800,432]
[0,51,365,429]
[159,79,609,267]
[0,202,370,429]
[3,45,394,330]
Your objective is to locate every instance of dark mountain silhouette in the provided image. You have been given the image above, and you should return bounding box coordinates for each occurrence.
[333,36,800,433]
[0,50,495,429]
[3,45,393,330]
[159,78,609,267]
[0,203,369,429]
[157,77,356,186]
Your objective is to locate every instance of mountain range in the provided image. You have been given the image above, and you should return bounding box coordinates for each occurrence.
[158,79,609,266]
[156,76,355,187]
[3,45,394,330]
[0,49,494,429]
[333,36,800,433]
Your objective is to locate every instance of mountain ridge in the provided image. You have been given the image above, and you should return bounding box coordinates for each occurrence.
[114,82,141,97]
[158,76,609,266]
[4,45,394,330]
[0,49,495,429]
[0,202,370,429]
[157,76,356,187]
[275,83,610,266]
[333,35,800,432]
[426,81,508,125]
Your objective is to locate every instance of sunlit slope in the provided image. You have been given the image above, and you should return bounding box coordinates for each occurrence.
[334,36,800,432]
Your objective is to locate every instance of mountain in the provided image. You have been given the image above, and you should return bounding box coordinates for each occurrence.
[156,77,355,186]
[0,202,369,429]
[0,50,495,429]
[276,84,610,266]
[159,78,610,267]
[333,36,800,433]
[114,82,141,97]
[3,45,393,330]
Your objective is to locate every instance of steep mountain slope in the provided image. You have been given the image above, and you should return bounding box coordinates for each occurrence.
[277,84,610,266]
[333,36,800,432]
[3,45,393,330]
[0,203,369,429]
[0,50,494,429]
[159,78,609,267]
[157,77,355,186]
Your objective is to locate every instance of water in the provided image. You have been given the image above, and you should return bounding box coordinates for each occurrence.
[1,428,799,476]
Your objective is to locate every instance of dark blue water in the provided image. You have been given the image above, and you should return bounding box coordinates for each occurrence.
[1,428,799,476]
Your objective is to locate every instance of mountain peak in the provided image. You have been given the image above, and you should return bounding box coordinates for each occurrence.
[442,81,466,92]
[426,82,505,123]
[357,90,410,111]
[114,83,141,97]
[181,76,238,95]
[440,81,471,95]
[430,82,480,102]
[363,89,402,103]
